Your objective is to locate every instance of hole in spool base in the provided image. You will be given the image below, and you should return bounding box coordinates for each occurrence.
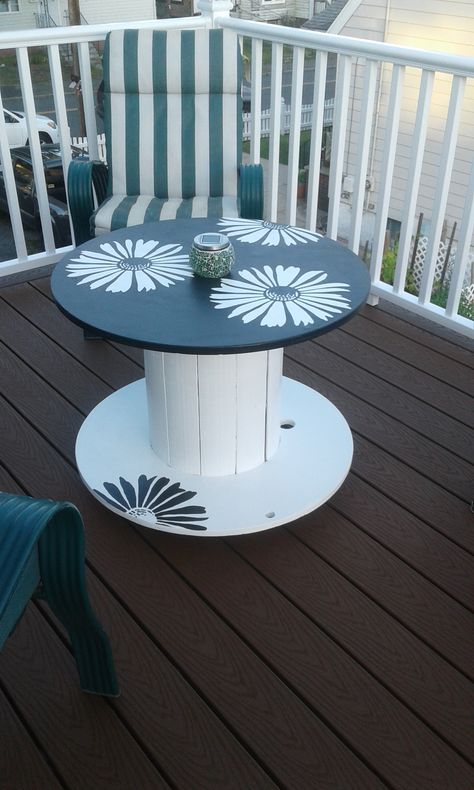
[281,419,295,429]
[265,511,275,519]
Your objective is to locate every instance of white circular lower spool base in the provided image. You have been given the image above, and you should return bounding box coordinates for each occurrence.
[76,376,353,537]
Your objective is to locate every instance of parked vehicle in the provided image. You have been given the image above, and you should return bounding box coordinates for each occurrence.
[2,108,59,147]
[0,144,84,247]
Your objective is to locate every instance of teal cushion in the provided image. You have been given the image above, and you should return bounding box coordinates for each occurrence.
[92,194,240,235]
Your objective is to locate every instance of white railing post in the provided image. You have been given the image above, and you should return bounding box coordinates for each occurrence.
[369,64,405,286]
[349,59,377,254]
[418,75,466,305]
[286,46,305,225]
[268,43,284,223]
[445,155,474,319]
[250,38,263,164]
[326,54,351,240]
[393,70,434,294]
[307,50,328,232]
[197,0,232,26]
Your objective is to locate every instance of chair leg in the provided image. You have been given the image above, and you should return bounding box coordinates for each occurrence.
[38,505,119,697]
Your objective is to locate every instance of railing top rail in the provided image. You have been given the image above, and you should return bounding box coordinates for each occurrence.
[0,17,208,50]
[2,15,474,78]
[220,17,474,79]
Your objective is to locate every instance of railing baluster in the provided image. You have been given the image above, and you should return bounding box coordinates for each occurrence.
[445,154,474,319]
[78,41,99,161]
[393,69,434,294]
[327,54,351,240]
[17,46,56,252]
[268,42,283,223]
[48,44,72,170]
[418,75,466,305]
[370,64,405,285]
[349,58,377,254]
[249,37,262,165]
[0,84,28,264]
[286,45,305,225]
[307,50,328,232]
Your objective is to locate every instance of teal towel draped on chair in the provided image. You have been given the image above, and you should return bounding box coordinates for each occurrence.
[68,27,264,245]
[0,493,119,697]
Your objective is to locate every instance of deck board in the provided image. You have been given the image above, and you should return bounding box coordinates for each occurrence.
[315,325,473,426]
[0,279,473,790]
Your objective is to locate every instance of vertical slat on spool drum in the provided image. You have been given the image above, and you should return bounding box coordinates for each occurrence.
[145,349,284,476]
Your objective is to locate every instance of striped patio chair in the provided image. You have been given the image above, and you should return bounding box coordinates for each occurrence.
[68,27,263,245]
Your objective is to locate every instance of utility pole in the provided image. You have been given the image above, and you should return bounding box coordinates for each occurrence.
[68,0,86,137]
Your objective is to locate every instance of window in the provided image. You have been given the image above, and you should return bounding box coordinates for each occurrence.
[0,1,20,11]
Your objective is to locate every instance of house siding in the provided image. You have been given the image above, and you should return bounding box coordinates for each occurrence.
[335,0,474,248]
[235,0,309,23]
[295,0,311,20]
[332,0,386,41]
[76,0,156,25]
[0,2,35,32]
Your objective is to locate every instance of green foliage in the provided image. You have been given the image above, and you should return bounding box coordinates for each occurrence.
[243,131,312,167]
[381,246,397,283]
[381,245,416,294]
[430,284,474,320]
[381,245,473,320]
[29,49,48,66]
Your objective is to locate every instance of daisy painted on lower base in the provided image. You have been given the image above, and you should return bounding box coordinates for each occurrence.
[94,474,208,531]
[210,264,351,327]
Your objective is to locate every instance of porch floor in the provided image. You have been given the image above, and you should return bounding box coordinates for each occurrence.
[0,276,473,790]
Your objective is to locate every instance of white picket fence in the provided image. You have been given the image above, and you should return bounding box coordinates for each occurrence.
[71,133,107,161]
[243,100,334,140]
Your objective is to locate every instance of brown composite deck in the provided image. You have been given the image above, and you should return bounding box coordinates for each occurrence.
[0,275,473,790]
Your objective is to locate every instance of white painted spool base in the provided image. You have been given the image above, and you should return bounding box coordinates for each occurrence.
[76,376,353,537]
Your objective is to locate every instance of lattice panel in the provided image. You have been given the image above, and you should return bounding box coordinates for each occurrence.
[410,236,474,302]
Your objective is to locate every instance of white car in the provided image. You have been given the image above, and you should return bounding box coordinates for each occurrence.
[3,108,59,148]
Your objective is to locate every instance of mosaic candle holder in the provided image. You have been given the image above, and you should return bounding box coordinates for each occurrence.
[190,233,235,278]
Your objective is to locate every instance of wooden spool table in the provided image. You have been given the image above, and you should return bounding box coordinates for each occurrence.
[52,217,370,536]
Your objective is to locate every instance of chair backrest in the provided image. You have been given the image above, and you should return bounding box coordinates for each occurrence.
[103,28,243,200]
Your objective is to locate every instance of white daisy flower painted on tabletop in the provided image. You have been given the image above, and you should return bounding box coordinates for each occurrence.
[66,238,191,292]
[211,265,351,327]
[218,217,321,247]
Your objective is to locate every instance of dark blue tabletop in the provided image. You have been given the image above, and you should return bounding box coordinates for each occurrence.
[51,217,371,354]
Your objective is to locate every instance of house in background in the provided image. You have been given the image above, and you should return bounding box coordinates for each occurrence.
[0,0,157,29]
[320,0,474,255]
[0,0,36,31]
[233,0,313,25]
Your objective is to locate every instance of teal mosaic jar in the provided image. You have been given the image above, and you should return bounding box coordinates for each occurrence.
[190,233,234,279]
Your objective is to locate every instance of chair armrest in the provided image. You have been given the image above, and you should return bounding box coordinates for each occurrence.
[67,159,109,246]
[239,164,264,220]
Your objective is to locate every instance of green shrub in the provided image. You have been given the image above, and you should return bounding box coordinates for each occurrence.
[431,284,474,321]
[381,245,473,320]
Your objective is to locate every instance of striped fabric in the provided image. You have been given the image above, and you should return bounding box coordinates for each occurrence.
[92,28,243,235]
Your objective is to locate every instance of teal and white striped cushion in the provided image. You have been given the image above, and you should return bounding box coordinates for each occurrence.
[103,28,243,204]
[92,194,240,235]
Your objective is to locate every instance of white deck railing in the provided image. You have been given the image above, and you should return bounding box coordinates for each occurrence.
[0,1,473,337]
